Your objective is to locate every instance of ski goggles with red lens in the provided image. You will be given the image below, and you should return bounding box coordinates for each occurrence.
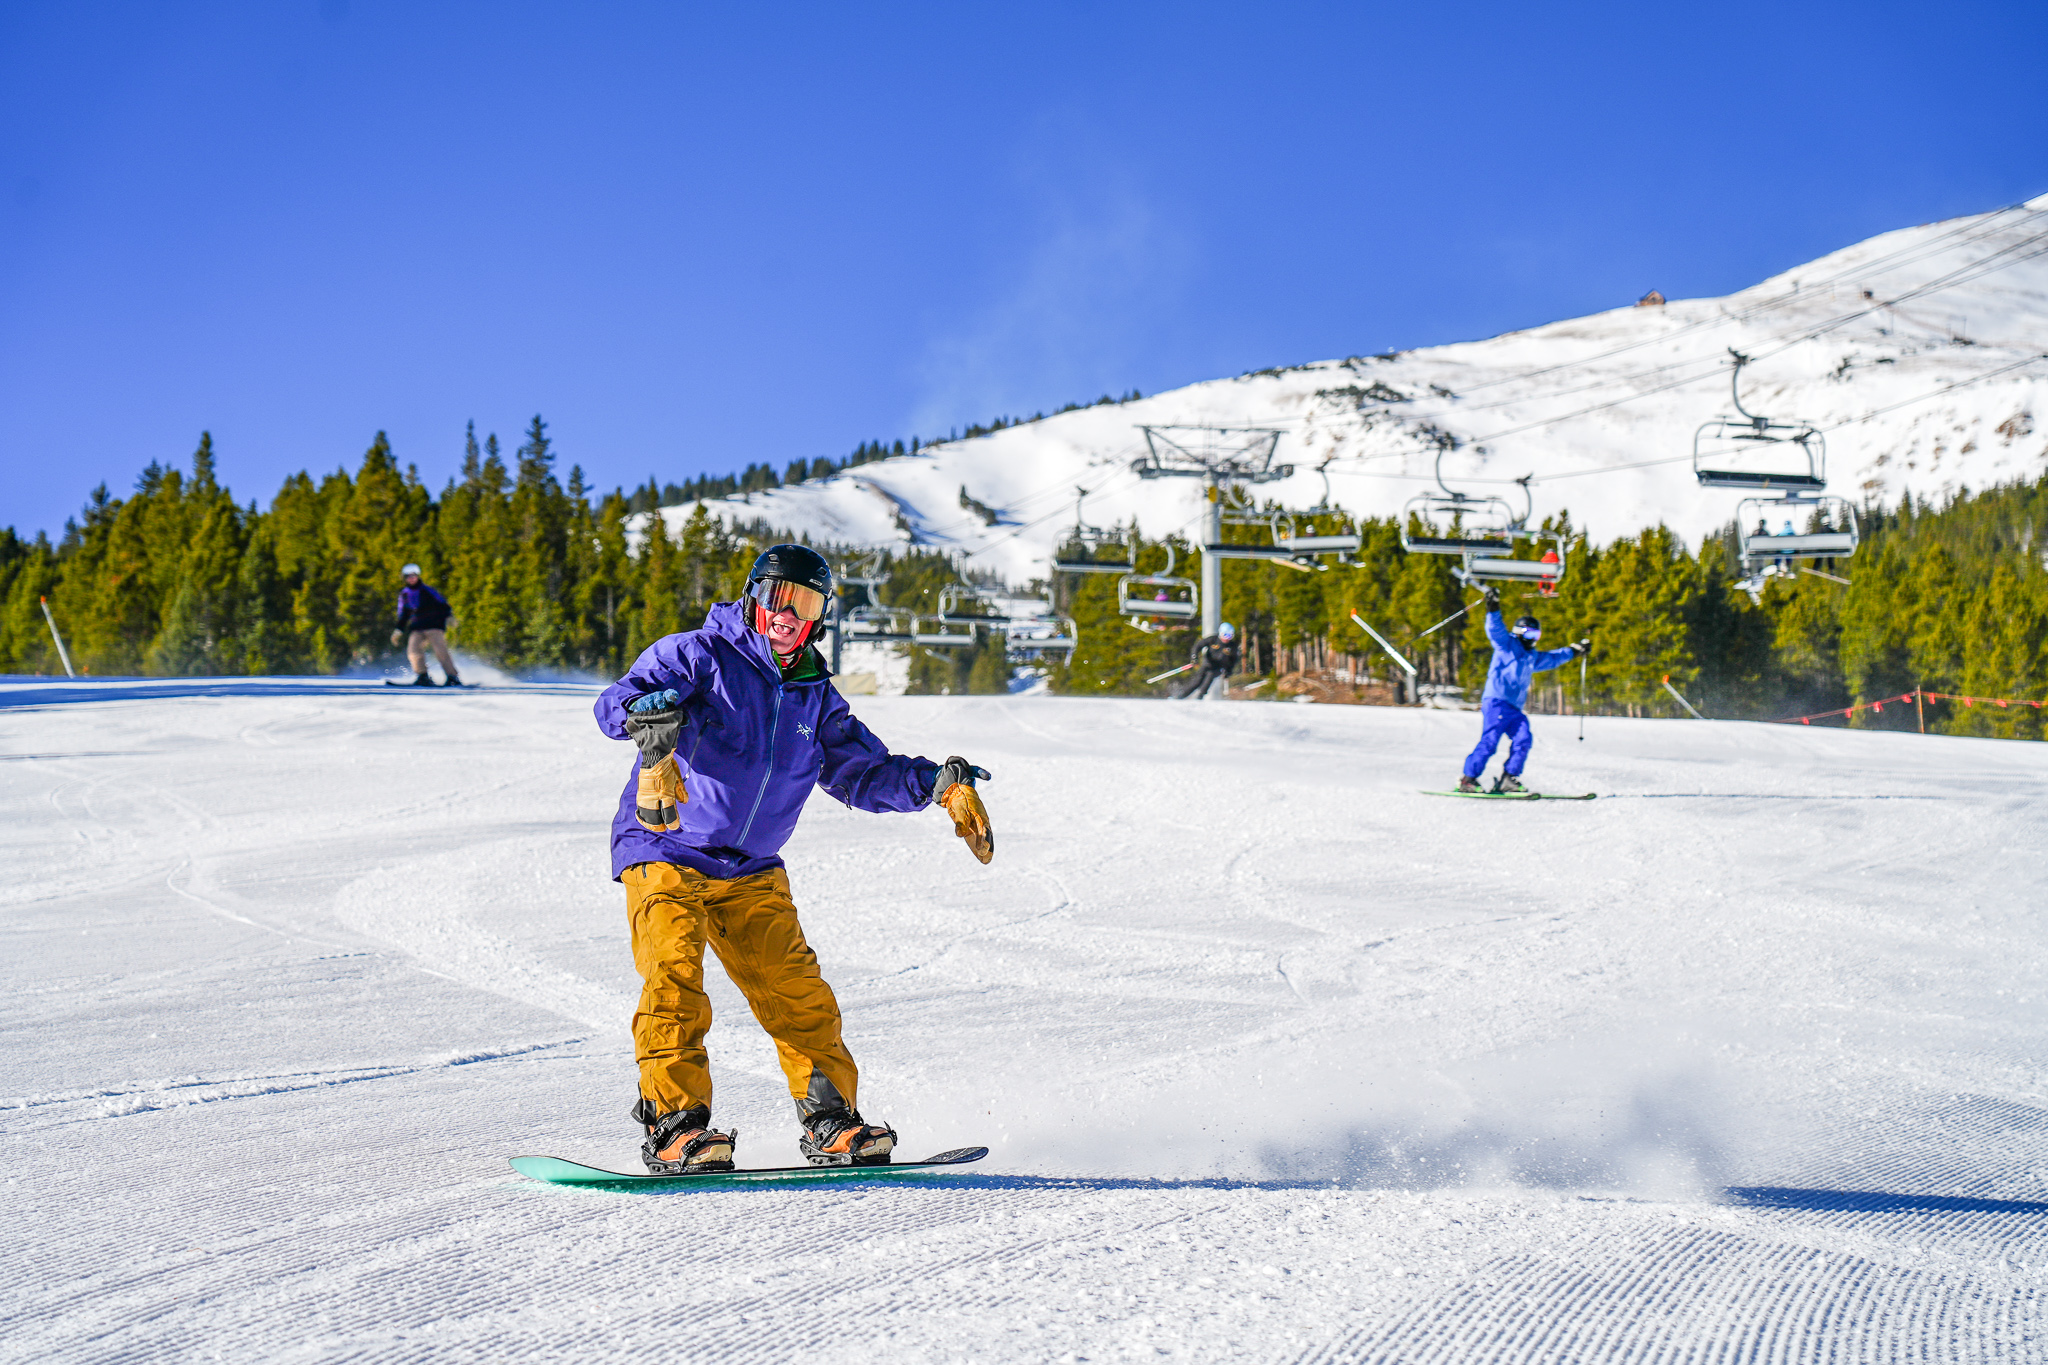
[746,577,828,622]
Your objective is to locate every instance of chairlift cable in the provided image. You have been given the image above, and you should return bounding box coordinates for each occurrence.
[1319,353,2045,493]
[1434,238,2048,450]
[1251,222,2048,445]
[1437,202,2048,399]
[1226,207,2048,432]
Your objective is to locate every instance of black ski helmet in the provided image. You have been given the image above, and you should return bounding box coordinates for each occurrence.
[1511,614,1541,641]
[744,544,833,650]
[747,544,833,596]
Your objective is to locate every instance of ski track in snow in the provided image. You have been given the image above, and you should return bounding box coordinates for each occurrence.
[2,676,2046,1361]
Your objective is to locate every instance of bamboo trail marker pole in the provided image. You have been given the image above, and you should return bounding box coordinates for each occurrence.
[40,597,76,677]
[1661,674,1708,721]
[1916,686,1925,734]
[1348,613,1419,702]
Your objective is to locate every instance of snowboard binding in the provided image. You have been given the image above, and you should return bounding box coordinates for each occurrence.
[634,1100,737,1175]
[799,1106,897,1166]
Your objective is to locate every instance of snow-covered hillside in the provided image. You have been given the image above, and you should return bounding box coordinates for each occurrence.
[6,677,2047,1359]
[658,195,2048,581]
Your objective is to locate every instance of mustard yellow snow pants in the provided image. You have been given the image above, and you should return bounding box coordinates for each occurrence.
[624,861,858,1119]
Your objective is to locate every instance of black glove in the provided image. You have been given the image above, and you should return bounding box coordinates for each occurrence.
[1482,587,1500,613]
[931,755,990,799]
[624,691,686,766]
[1570,638,1591,656]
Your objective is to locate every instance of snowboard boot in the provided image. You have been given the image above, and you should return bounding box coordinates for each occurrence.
[635,1101,737,1175]
[409,672,435,687]
[1492,773,1527,794]
[798,1105,896,1167]
[442,673,463,688]
[1457,775,1482,794]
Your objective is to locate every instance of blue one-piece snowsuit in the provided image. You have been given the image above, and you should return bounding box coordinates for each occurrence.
[1462,612,1578,780]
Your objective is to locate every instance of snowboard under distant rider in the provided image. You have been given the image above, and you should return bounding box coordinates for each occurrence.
[1178,621,1240,700]
[390,564,462,687]
[593,544,996,1175]
[1458,587,1588,794]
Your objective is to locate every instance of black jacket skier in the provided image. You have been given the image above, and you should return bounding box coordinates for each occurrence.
[1179,624,1241,699]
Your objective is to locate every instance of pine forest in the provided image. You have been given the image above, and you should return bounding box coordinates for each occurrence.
[3,420,2044,741]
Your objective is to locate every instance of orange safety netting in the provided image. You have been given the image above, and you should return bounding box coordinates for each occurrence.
[1770,689,2047,726]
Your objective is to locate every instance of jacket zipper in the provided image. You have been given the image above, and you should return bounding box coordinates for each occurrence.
[734,683,781,847]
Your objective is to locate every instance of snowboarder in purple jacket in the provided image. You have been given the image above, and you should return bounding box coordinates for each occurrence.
[594,544,993,1174]
[1459,587,1588,794]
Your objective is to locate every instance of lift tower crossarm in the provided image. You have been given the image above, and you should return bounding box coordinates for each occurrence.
[1130,425,1293,638]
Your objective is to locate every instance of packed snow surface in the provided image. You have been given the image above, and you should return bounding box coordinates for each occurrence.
[660,194,2048,579]
[5,677,2046,1361]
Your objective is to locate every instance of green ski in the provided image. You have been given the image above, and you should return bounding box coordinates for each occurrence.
[1422,789,1596,801]
[510,1146,989,1188]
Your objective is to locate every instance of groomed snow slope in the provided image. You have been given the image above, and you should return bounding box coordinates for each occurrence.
[659,194,2048,582]
[4,679,2046,1361]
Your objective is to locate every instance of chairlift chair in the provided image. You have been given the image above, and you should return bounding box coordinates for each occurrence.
[1735,494,1859,568]
[1052,488,1135,575]
[834,551,905,636]
[937,584,1007,626]
[1117,544,1199,632]
[1005,614,1078,653]
[1199,487,1295,563]
[1452,535,1567,592]
[842,608,913,643]
[1398,452,1529,557]
[910,615,978,648]
[1693,351,1828,491]
[1272,514,1363,563]
[1269,470,1362,562]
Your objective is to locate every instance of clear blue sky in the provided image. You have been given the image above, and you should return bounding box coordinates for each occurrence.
[4,0,2043,539]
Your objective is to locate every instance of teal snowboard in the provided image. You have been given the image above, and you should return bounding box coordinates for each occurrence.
[510,1146,989,1189]
[1423,789,1596,801]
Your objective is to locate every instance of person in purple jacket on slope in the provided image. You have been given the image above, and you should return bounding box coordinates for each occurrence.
[594,543,995,1175]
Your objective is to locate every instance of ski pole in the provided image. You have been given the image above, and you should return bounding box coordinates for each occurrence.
[1577,647,1586,742]
[1145,662,1195,685]
[1417,597,1480,640]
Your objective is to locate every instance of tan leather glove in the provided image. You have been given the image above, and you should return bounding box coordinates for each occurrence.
[390,630,405,647]
[939,782,993,864]
[635,753,687,833]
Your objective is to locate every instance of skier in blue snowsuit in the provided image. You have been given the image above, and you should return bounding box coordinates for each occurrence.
[1459,587,1588,794]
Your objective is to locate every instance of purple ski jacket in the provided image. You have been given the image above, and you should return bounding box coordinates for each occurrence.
[594,600,939,881]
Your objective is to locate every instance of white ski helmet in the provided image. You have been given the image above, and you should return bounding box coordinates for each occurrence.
[401,563,421,577]
[1218,622,1236,641]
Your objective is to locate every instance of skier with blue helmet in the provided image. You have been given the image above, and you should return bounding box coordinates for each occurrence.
[1178,621,1240,700]
[1459,587,1588,794]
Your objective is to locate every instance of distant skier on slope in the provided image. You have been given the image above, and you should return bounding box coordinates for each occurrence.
[1178,622,1240,700]
[390,564,462,687]
[1458,587,1588,794]
[593,544,995,1175]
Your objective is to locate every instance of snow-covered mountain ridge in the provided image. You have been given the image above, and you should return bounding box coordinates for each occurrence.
[656,195,2048,583]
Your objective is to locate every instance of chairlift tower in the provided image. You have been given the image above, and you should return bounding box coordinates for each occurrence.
[1132,426,1293,638]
